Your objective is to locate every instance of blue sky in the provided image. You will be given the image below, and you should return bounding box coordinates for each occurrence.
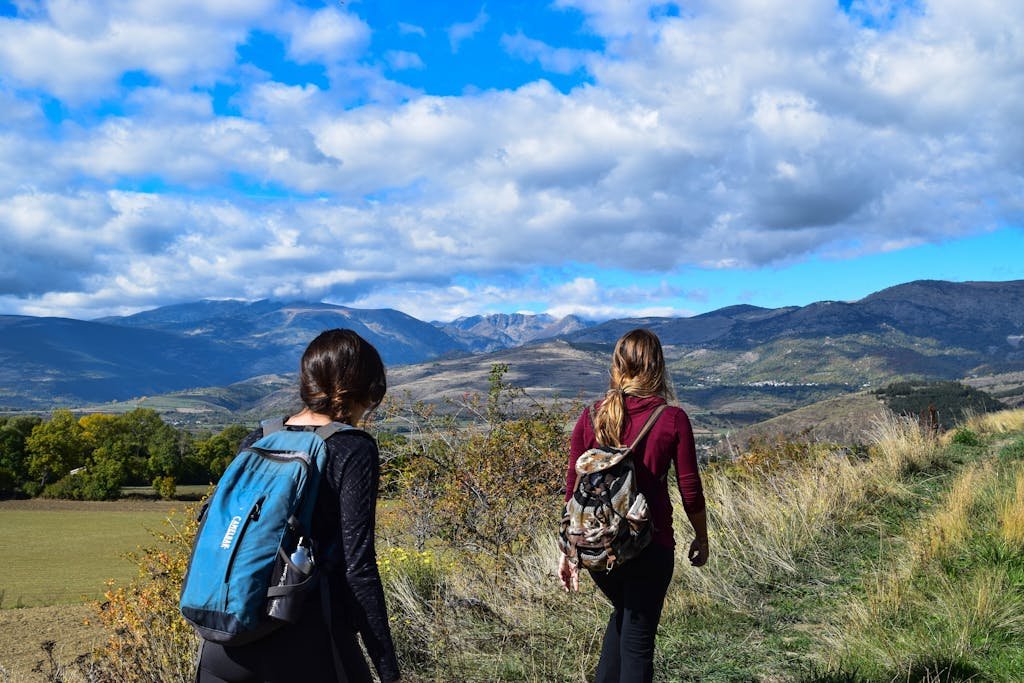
[0,0,1021,321]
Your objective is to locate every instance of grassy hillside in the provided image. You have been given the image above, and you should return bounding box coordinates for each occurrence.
[667,331,976,386]
[8,407,1024,682]
[73,374,294,430]
[731,390,889,445]
[966,371,1024,409]
[377,409,1024,681]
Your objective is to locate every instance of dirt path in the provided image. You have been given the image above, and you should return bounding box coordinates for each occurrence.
[0,603,103,682]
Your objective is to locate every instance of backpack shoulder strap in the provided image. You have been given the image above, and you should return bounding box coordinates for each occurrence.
[260,419,353,441]
[315,421,352,441]
[260,416,286,436]
[624,404,668,453]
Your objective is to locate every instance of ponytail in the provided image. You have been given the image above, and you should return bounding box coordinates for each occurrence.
[593,329,673,447]
[594,388,626,447]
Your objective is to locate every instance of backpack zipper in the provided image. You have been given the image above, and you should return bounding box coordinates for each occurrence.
[223,497,265,598]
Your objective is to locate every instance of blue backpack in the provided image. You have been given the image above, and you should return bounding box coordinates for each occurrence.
[179,419,351,645]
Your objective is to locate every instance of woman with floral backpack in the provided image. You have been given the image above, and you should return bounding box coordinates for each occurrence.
[558,328,708,683]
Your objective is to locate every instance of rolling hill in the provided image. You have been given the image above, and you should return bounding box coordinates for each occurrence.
[0,316,247,409]
[98,300,464,371]
[1,279,1021,414]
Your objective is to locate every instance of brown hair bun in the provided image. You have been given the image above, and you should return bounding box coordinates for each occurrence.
[299,329,386,423]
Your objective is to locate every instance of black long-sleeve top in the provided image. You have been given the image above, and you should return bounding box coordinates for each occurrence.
[240,424,400,682]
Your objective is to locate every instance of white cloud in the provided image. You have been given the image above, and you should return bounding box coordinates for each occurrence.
[0,0,274,101]
[385,50,425,71]
[1,0,1023,319]
[397,22,426,37]
[447,7,488,53]
[501,32,591,74]
[348,276,693,322]
[285,6,370,64]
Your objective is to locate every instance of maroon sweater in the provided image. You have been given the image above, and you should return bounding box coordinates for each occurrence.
[565,395,705,549]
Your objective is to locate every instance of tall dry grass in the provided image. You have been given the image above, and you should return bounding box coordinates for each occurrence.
[997,466,1024,546]
[673,410,943,613]
[864,411,943,484]
[673,453,862,611]
[379,533,608,682]
[822,413,1024,679]
[963,407,1024,436]
[914,462,993,562]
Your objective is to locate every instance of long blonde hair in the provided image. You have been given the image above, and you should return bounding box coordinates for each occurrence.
[594,328,674,446]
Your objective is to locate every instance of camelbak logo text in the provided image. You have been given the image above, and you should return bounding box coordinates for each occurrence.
[220,516,243,549]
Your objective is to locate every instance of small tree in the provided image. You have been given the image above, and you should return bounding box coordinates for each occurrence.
[391,365,572,576]
[26,409,90,491]
[0,415,41,495]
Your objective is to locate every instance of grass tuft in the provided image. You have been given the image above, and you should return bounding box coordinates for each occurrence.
[963,408,1024,436]
[997,467,1024,547]
[914,462,991,562]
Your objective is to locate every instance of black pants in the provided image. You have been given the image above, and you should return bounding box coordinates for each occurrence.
[589,543,675,683]
[196,592,370,683]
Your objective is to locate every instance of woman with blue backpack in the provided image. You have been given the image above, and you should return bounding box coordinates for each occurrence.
[558,328,708,683]
[193,329,400,683]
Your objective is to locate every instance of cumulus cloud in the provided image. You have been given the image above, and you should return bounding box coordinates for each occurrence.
[0,0,277,101]
[284,6,370,65]
[0,0,1023,319]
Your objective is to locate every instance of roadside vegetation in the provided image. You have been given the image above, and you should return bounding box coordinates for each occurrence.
[3,370,1024,682]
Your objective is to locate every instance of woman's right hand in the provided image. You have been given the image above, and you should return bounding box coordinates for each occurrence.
[558,553,579,592]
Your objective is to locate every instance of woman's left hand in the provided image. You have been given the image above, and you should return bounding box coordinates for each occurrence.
[688,538,709,567]
[558,553,579,592]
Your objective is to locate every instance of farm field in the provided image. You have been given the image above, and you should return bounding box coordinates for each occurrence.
[0,499,188,608]
[0,499,193,681]
[0,603,101,682]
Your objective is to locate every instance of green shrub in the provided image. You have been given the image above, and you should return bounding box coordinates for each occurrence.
[84,507,200,682]
[998,437,1024,461]
[152,476,176,500]
[386,364,571,574]
[42,457,125,500]
[950,428,981,447]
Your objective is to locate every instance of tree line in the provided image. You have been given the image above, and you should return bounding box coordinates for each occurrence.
[873,380,1005,429]
[0,409,250,500]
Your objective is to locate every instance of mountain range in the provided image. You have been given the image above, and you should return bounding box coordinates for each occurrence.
[0,279,1021,416]
[436,313,590,352]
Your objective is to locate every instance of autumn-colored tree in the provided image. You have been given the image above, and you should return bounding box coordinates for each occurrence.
[391,365,572,574]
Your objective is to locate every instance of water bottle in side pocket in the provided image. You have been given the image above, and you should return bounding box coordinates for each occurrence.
[266,537,314,623]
